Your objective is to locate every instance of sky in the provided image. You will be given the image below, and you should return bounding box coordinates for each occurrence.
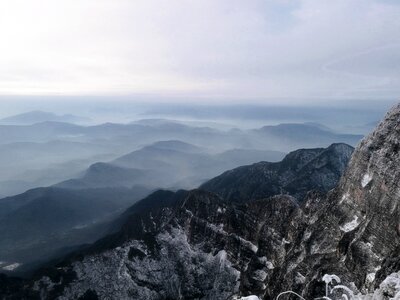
[0,0,400,102]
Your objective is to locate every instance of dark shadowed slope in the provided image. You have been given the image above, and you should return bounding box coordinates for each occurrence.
[0,186,150,272]
[201,143,354,202]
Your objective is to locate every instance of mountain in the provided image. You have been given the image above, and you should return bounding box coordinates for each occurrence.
[0,153,115,197]
[201,143,354,202]
[0,140,119,197]
[4,104,400,299]
[0,185,151,273]
[57,163,152,190]
[0,111,90,125]
[253,123,362,151]
[58,140,286,191]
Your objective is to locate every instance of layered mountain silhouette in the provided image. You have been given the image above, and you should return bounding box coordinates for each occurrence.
[0,111,90,125]
[57,140,286,190]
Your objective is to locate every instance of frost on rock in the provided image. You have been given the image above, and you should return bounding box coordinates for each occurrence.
[45,227,241,300]
[295,272,306,285]
[258,256,274,270]
[362,272,400,300]
[339,216,360,232]
[361,173,373,188]
[252,270,268,282]
[277,272,400,300]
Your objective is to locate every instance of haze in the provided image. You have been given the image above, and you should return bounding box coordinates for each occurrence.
[1,0,400,100]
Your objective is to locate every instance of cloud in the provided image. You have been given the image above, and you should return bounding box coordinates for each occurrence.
[0,0,399,100]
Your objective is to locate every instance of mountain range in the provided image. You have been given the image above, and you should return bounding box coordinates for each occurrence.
[0,140,349,275]
[0,104,398,299]
[0,115,362,198]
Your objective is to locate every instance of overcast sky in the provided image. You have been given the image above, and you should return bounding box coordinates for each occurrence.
[1,0,399,102]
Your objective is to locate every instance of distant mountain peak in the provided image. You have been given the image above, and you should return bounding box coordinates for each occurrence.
[147,140,204,152]
[0,110,90,125]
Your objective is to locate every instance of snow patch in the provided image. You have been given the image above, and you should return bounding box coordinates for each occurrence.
[2,263,21,271]
[340,215,360,232]
[340,192,351,204]
[258,256,274,270]
[238,296,260,300]
[322,274,341,285]
[361,173,373,188]
[366,272,376,283]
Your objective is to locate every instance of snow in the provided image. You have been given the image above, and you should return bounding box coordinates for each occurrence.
[236,236,258,253]
[239,296,260,300]
[361,173,373,188]
[2,262,21,271]
[322,274,341,285]
[340,215,360,232]
[258,257,274,270]
[366,272,376,284]
[340,192,351,204]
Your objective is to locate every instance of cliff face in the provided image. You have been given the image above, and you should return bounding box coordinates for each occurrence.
[270,104,400,298]
[2,105,400,300]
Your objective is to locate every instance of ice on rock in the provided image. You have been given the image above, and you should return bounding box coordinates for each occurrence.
[340,215,360,232]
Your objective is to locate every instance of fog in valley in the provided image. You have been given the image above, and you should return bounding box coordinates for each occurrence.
[0,98,393,198]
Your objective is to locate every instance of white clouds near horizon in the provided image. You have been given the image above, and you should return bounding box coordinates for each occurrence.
[0,0,399,101]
